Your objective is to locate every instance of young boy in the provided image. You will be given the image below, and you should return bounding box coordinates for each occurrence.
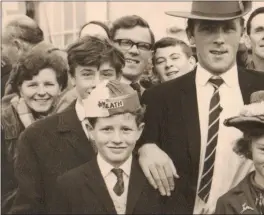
[51,80,188,214]
[153,37,196,83]
[51,80,159,214]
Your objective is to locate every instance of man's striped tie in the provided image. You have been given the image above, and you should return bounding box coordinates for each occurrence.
[198,77,224,203]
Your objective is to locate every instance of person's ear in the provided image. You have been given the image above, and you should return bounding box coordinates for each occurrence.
[188,56,197,71]
[136,123,145,141]
[70,74,76,87]
[244,33,252,50]
[186,29,195,46]
[86,123,95,140]
[144,57,153,73]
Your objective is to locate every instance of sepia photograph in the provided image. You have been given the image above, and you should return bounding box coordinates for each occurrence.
[1,1,264,214]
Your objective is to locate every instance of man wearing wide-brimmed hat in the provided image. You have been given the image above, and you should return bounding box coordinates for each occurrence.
[137,1,264,214]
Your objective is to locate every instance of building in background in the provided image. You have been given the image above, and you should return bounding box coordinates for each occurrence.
[2,1,263,49]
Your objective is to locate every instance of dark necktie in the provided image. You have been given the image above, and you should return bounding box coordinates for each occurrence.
[130,82,141,99]
[198,77,224,203]
[112,168,124,196]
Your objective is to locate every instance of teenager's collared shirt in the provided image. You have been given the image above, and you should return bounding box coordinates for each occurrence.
[120,76,145,95]
[75,100,90,139]
[97,153,132,214]
[194,63,254,214]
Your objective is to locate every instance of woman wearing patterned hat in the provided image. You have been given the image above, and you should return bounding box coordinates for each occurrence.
[215,91,264,214]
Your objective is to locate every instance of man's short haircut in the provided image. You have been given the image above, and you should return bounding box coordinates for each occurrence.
[110,15,155,45]
[186,18,245,37]
[11,42,69,94]
[3,17,44,44]
[153,37,193,59]
[88,105,146,128]
[79,21,111,39]
[246,7,264,35]
[67,36,125,77]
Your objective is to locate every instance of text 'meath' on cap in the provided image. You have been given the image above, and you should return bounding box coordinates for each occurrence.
[82,80,141,118]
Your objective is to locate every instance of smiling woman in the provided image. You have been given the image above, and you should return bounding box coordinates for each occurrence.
[10,42,69,119]
[1,41,69,213]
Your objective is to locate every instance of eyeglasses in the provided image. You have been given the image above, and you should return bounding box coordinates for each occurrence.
[114,39,152,51]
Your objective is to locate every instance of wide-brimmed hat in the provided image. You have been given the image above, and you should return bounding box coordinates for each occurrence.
[166,1,252,21]
[82,80,141,118]
[224,91,264,132]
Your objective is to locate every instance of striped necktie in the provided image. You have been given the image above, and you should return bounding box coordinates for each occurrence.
[112,168,124,196]
[198,77,224,203]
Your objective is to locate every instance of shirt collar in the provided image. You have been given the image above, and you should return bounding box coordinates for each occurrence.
[196,63,239,88]
[120,76,141,85]
[75,99,86,122]
[97,153,132,178]
[120,76,132,85]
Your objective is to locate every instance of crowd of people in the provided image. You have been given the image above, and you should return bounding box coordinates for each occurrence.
[1,1,264,214]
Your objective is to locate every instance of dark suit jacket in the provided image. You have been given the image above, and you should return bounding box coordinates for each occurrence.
[51,157,189,214]
[1,57,12,98]
[10,102,96,214]
[138,67,264,213]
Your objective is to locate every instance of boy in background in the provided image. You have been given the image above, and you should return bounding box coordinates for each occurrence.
[153,37,196,83]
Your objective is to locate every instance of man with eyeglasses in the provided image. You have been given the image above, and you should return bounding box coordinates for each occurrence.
[111,15,155,97]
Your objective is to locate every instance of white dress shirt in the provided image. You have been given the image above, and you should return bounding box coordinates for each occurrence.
[193,63,254,214]
[97,153,132,214]
[75,99,90,139]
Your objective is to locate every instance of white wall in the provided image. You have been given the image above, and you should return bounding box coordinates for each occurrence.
[108,2,191,40]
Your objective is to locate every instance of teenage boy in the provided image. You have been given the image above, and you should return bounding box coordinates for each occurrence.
[153,37,196,82]
[111,15,155,96]
[51,80,188,214]
[10,36,125,214]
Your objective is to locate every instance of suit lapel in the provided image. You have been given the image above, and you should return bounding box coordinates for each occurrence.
[83,159,117,214]
[126,157,146,214]
[57,102,95,162]
[180,70,201,186]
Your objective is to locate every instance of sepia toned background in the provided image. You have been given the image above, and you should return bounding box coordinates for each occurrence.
[2,1,263,49]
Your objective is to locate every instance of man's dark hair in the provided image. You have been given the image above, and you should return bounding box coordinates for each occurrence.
[246,7,264,35]
[153,37,193,59]
[67,36,125,77]
[11,42,69,94]
[110,15,155,45]
[4,17,44,44]
[79,21,111,39]
[186,18,245,37]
